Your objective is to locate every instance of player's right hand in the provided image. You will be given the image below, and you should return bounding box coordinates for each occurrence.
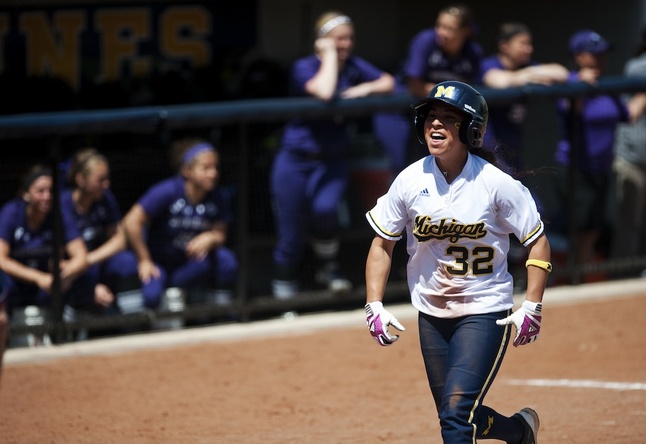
[314,37,336,54]
[365,301,405,346]
[137,260,160,284]
[496,300,542,347]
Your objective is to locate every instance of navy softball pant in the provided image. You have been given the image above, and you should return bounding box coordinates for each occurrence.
[142,246,238,308]
[270,150,348,268]
[419,309,522,443]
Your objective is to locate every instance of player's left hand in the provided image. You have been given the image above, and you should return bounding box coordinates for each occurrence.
[365,301,405,346]
[94,283,115,307]
[496,300,542,347]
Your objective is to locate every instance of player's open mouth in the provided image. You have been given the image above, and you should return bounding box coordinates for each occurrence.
[430,132,445,140]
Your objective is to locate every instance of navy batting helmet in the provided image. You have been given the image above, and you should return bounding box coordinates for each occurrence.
[411,80,488,148]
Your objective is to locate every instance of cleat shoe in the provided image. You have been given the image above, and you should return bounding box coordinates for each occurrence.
[515,407,539,444]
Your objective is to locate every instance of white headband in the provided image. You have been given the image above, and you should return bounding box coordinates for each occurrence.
[318,15,352,37]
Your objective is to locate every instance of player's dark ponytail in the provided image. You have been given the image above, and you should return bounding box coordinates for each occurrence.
[469,146,499,167]
[471,143,547,182]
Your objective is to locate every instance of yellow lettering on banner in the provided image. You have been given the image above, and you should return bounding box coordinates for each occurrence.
[160,6,211,67]
[0,14,7,71]
[20,11,85,90]
[95,8,150,82]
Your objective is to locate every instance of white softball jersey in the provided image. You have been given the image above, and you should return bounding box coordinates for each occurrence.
[367,153,544,318]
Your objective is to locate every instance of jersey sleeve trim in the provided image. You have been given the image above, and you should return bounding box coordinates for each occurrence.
[520,221,544,246]
[366,211,403,241]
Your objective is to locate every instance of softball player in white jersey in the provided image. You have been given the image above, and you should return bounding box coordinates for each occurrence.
[364,81,551,443]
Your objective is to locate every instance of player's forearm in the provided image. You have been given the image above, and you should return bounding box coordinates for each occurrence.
[365,238,394,303]
[524,234,551,303]
[123,207,152,263]
[482,69,517,88]
[0,257,48,286]
[123,221,151,262]
[87,226,127,266]
[628,92,646,122]
[61,239,89,281]
[306,51,339,101]
[366,73,395,95]
[128,235,152,263]
[535,64,569,82]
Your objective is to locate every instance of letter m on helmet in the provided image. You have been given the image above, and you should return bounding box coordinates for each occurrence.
[434,85,456,99]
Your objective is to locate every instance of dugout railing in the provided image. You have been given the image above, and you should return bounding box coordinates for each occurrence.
[2,75,646,343]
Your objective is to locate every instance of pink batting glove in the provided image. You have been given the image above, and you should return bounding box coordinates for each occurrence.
[365,301,405,346]
[496,300,542,346]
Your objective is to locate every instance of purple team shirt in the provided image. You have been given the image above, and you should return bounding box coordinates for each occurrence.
[61,188,121,252]
[404,28,483,85]
[0,197,81,272]
[479,56,538,158]
[280,54,385,158]
[138,176,233,267]
[555,72,629,173]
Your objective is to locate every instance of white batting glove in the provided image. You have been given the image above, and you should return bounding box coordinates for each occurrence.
[496,300,542,347]
[365,301,405,346]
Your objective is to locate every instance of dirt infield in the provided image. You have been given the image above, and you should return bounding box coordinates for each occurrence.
[1,279,646,443]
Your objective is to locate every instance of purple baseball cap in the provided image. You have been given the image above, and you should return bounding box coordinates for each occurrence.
[569,30,611,54]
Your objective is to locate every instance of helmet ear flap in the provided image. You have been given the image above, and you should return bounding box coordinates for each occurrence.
[467,120,486,148]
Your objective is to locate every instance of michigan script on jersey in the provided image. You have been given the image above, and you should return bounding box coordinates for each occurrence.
[413,215,487,243]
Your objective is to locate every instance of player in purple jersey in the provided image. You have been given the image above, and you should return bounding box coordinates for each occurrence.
[270,10,395,299]
[480,22,568,289]
[0,164,90,313]
[374,4,483,176]
[404,4,483,98]
[62,148,139,320]
[481,22,568,173]
[611,29,646,274]
[123,138,238,309]
[553,30,631,266]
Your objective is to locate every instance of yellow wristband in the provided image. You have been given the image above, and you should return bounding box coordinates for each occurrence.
[525,259,552,273]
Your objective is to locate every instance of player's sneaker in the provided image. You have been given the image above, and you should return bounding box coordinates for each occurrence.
[272,279,298,300]
[315,262,352,294]
[515,407,539,444]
